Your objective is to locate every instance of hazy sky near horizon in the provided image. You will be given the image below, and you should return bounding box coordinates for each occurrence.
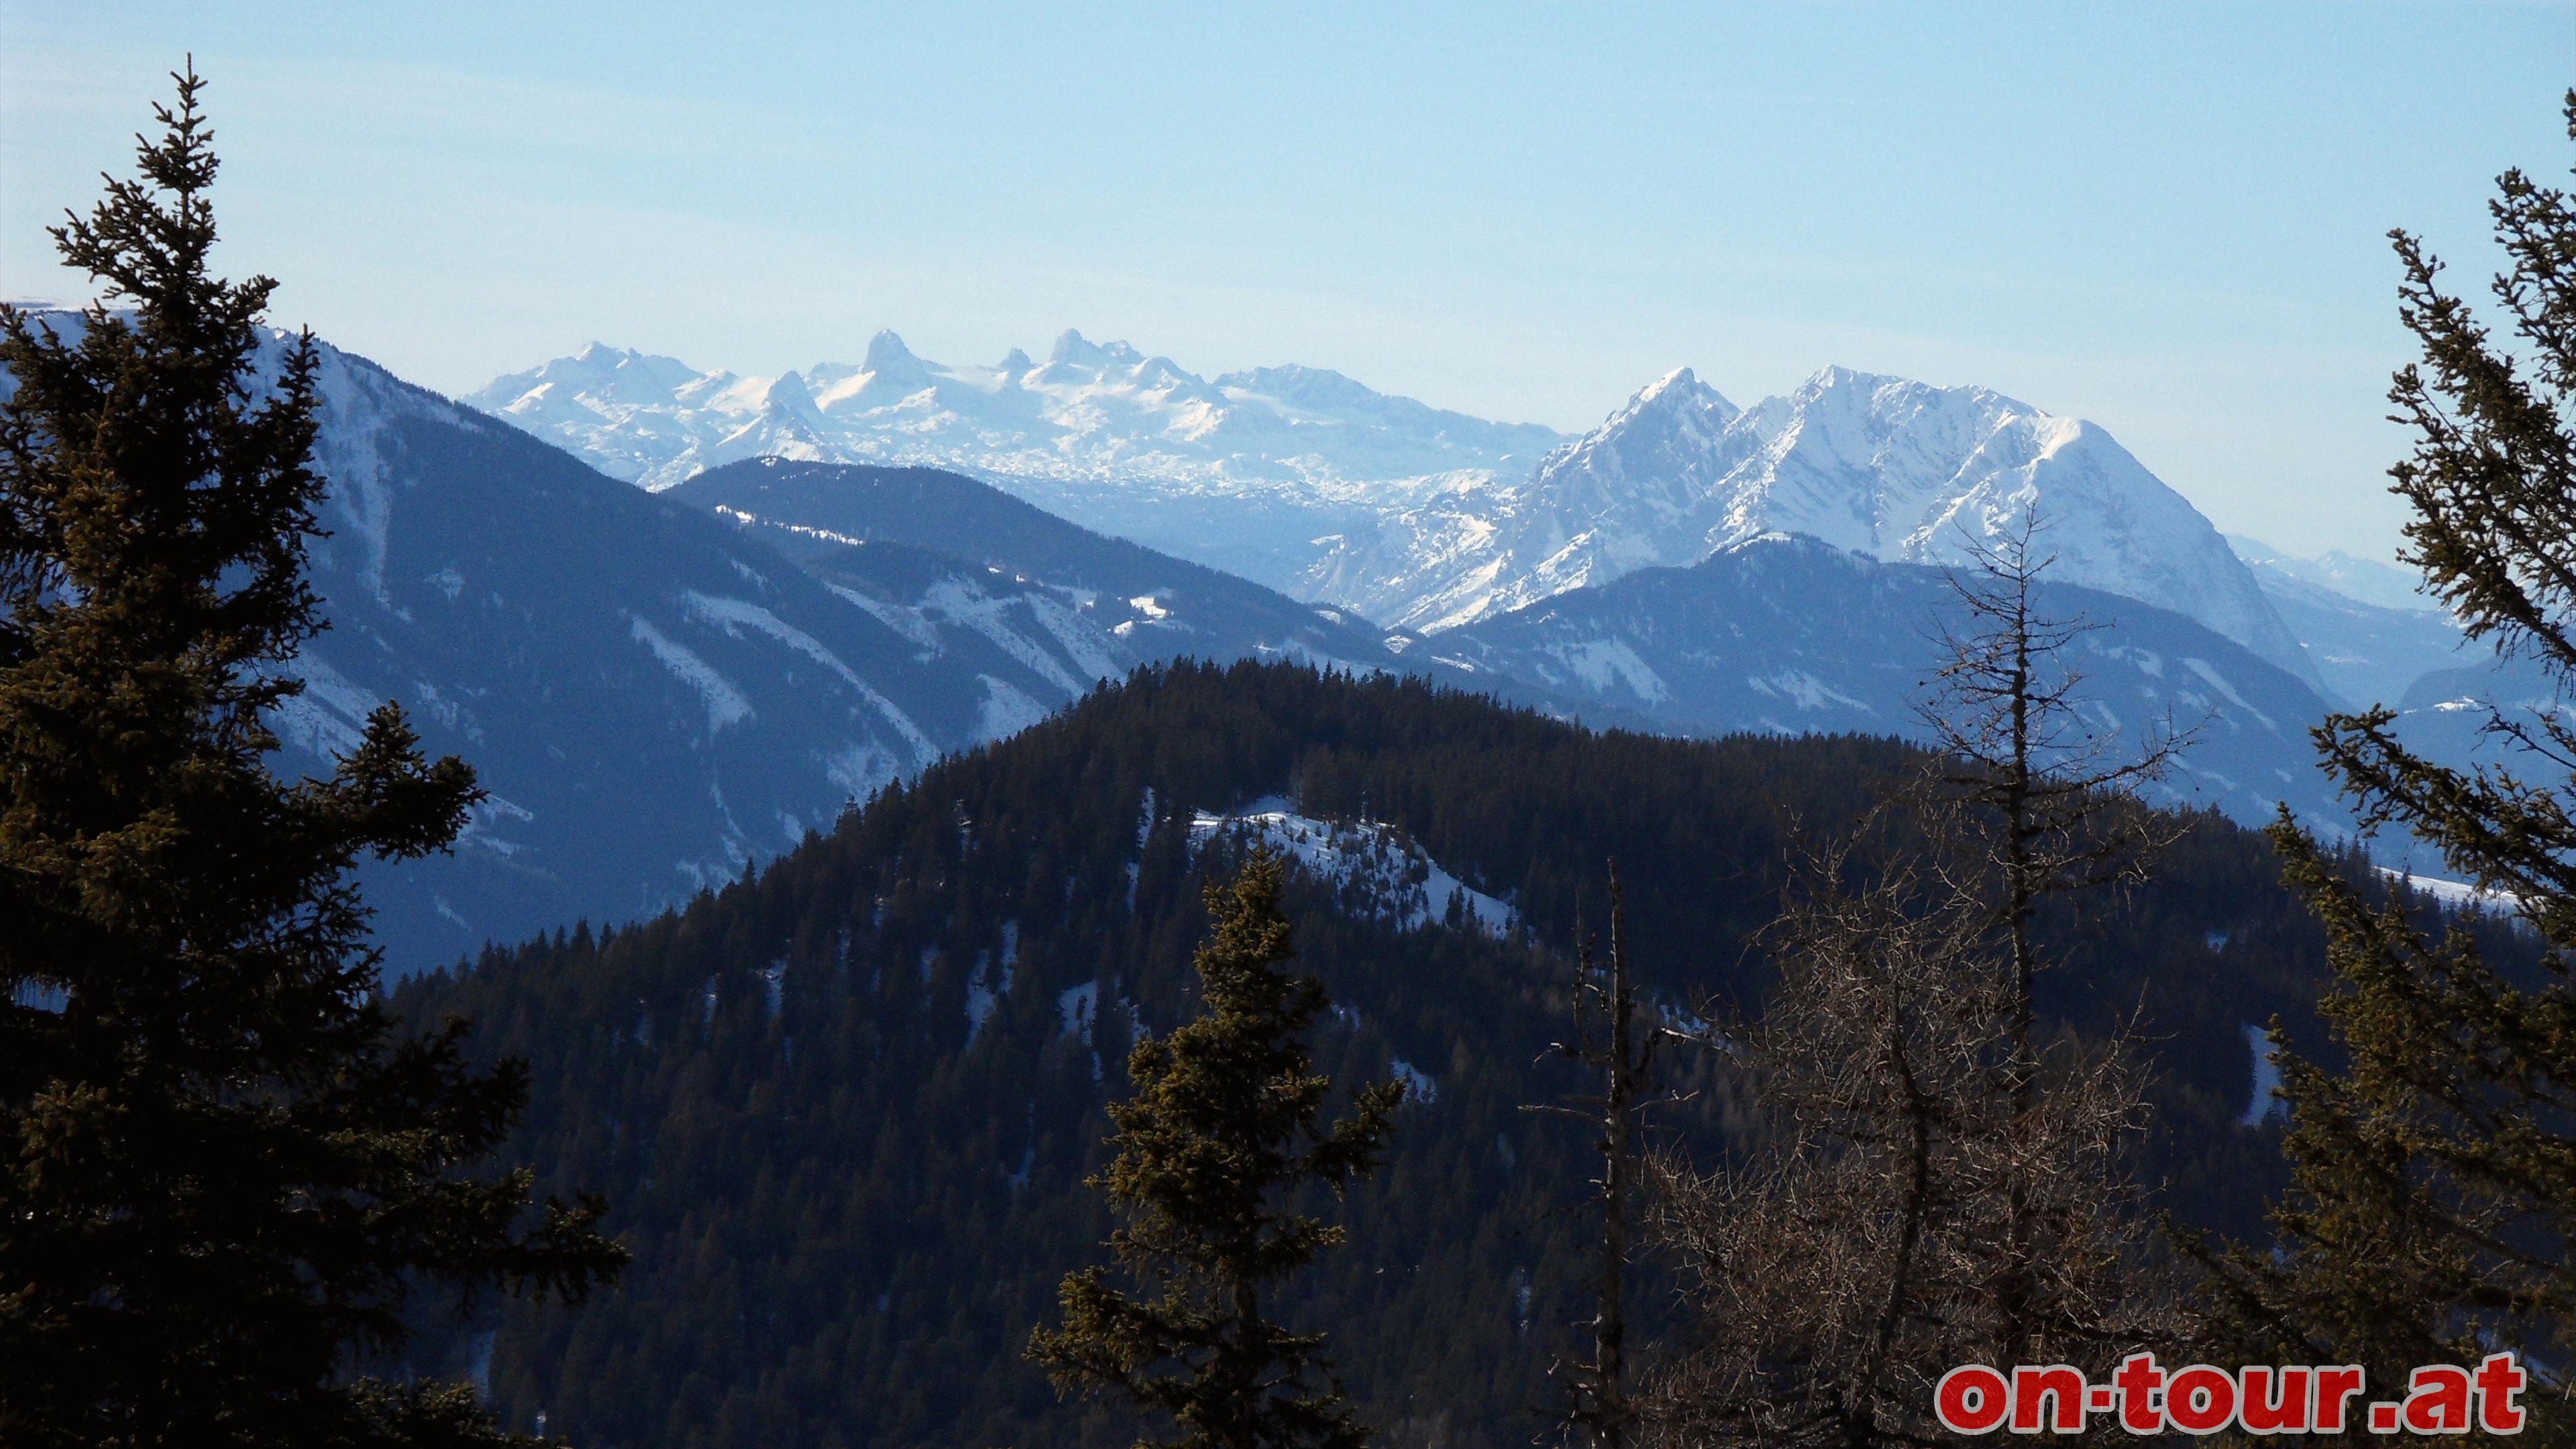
[3,3,2569,559]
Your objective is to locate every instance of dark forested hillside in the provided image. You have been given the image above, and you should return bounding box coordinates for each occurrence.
[397,662,2374,1449]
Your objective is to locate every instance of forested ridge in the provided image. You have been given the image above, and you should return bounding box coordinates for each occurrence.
[384,660,2480,1449]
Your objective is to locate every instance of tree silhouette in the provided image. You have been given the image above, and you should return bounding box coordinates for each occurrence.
[2186,94,2576,1431]
[0,64,624,1446]
[1030,848,1401,1449]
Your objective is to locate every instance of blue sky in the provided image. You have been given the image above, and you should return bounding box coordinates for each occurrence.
[4,2,2569,557]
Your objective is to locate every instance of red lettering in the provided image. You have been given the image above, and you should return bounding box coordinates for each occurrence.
[2240,1366,2312,1434]
[2167,1364,2240,1435]
[1939,1365,2010,1435]
[2315,1366,2367,1432]
[2115,1352,2167,1434]
[2012,1364,2086,1433]
[2476,1353,2526,1435]
[2404,1366,2472,1434]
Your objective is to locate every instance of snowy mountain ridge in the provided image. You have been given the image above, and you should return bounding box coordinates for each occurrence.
[2225,535,2439,612]
[472,337,2316,685]
[468,329,1562,499]
[1317,365,2317,686]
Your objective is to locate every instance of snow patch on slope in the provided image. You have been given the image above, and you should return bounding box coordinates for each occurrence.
[974,674,1051,744]
[824,580,943,656]
[628,615,752,731]
[924,578,1090,696]
[1188,798,1510,935]
[682,590,938,764]
[263,654,384,759]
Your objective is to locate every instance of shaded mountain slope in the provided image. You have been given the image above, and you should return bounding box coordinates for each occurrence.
[244,335,1104,973]
[1426,533,2349,830]
[2247,566,2468,711]
[665,458,1397,670]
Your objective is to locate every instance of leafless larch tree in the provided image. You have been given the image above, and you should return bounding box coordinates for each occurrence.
[1640,516,2192,1449]
[1527,867,1667,1449]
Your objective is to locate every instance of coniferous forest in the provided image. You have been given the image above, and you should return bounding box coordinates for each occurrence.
[396,659,2432,1449]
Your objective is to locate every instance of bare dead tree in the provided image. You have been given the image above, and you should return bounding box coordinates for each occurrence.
[1644,838,2160,1448]
[1527,866,1666,1449]
[1914,512,2194,1362]
[1638,517,2188,1448]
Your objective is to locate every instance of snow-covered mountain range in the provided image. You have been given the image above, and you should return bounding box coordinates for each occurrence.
[464,331,1560,588]
[468,339,2321,689]
[6,315,2517,973]
[2227,535,2438,612]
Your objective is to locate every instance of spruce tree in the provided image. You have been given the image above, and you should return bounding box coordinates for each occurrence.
[2186,94,2576,1417]
[1028,848,1401,1449]
[0,66,625,1446]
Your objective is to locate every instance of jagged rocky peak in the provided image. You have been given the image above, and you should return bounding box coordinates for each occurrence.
[861,329,930,380]
[761,369,821,418]
[1046,328,1145,370]
[1748,365,1993,452]
[806,331,941,412]
[1523,366,1743,496]
[1625,365,1739,423]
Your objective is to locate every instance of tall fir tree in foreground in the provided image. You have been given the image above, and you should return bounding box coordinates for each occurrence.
[0,66,624,1446]
[2188,94,2576,1425]
[1029,848,1402,1449]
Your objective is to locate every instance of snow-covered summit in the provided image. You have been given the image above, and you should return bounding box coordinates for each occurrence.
[1309,364,2315,683]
